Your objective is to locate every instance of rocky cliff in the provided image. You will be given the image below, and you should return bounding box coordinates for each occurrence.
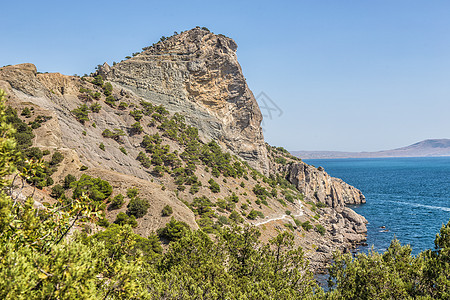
[98,28,269,174]
[286,162,365,208]
[0,28,368,272]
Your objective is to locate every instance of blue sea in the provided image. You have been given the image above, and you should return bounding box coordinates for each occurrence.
[304,157,450,256]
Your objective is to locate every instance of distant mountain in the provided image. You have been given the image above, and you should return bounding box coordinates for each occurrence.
[292,139,450,159]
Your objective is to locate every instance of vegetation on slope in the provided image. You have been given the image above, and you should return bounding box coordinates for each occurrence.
[0,89,449,298]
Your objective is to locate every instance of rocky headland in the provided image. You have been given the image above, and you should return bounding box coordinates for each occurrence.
[0,27,367,272]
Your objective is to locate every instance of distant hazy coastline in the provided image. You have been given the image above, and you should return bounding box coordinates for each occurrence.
[292,139,450,159]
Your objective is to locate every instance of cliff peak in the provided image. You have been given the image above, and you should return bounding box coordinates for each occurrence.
[99,28,270,173]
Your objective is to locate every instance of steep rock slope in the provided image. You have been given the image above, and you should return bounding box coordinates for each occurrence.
[0,28,368,272]
[98,28,269,174]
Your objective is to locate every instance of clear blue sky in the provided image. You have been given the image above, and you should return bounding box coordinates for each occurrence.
[1,0,449,151]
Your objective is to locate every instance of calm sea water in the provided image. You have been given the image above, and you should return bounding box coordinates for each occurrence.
[304,157,450,256]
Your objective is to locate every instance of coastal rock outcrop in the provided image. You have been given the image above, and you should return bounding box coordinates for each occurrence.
[99,28,270,174]
[286,162,365,208]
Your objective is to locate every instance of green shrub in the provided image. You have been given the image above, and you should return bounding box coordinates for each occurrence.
[247,209,263,220]
[275,157,287,165]
[114,212,137,227]
[126,188,139,198]
[127,197,150,218]
[103,82,113,96]
[97,218,110,228]
[90,102,101,113]
[284,223,294,231]
[21,107,32,117]
[92,75,104,86]
[157,217,190,242]
[105,95,116,107]
[301,221,313,231]
[119,147,127,155]
[162,205,173,216]
[25,147,43,160]
[208,178,220,193]
[71,104,89,124]
[131,122,143,134]
[50,151,64,165]
[63,174,77,189]
[99,143,105,151]
[50,184,65,199]
[72,174,112,202]
[130,110,143,121]
[315,224,326,235]
[110,194,124,209]
[118,102,128,110]
[229,210,244,223]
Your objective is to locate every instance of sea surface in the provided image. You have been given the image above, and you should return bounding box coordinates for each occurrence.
[304,157,450,256]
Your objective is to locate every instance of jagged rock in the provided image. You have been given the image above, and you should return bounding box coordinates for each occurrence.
[286,162,365,208]
[99,28,270,174]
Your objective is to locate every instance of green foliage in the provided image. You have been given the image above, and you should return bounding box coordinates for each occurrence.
[126,197,149,218]
[4,106,34,152]
[136,151,151,168]
[50,184,65,199]
[217,198,236,212]
[2,88,450,299]
[50,151,64,165]
[92,75,104,86]
[24,147,43,160]
[247,209,264,220]
[229,210,244,223]
[275,156,287,165]
[284,223,295,231]
[102,82,113,96]
[157,217,190,242]
[29,115,52,129]
[90,102,101,113]
[119,146,127,155]
[131,121,143,134]
[130,109,143,121]
[315,224,326,235]
[114,212,137,228]
[126,188,139,198]
[161,204,173,216]
[63,174,77,189]
[105,95,116,107]
[301,221,313,231]
[208,178,220,193]
[21,107,32,117]
[253,184,271,200]
[118,102,128,110]
[102,128,125,142]
[191,196,214,216]
[72,174,112,202]
[110,194,125,209]
[71,104,90,124]
[99,142,105,151]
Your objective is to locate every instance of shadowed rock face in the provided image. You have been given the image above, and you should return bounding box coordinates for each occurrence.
[99,28,270,174]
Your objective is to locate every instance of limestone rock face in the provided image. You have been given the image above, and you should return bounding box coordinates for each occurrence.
[286,162,365,208]
[100,28,270,173]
